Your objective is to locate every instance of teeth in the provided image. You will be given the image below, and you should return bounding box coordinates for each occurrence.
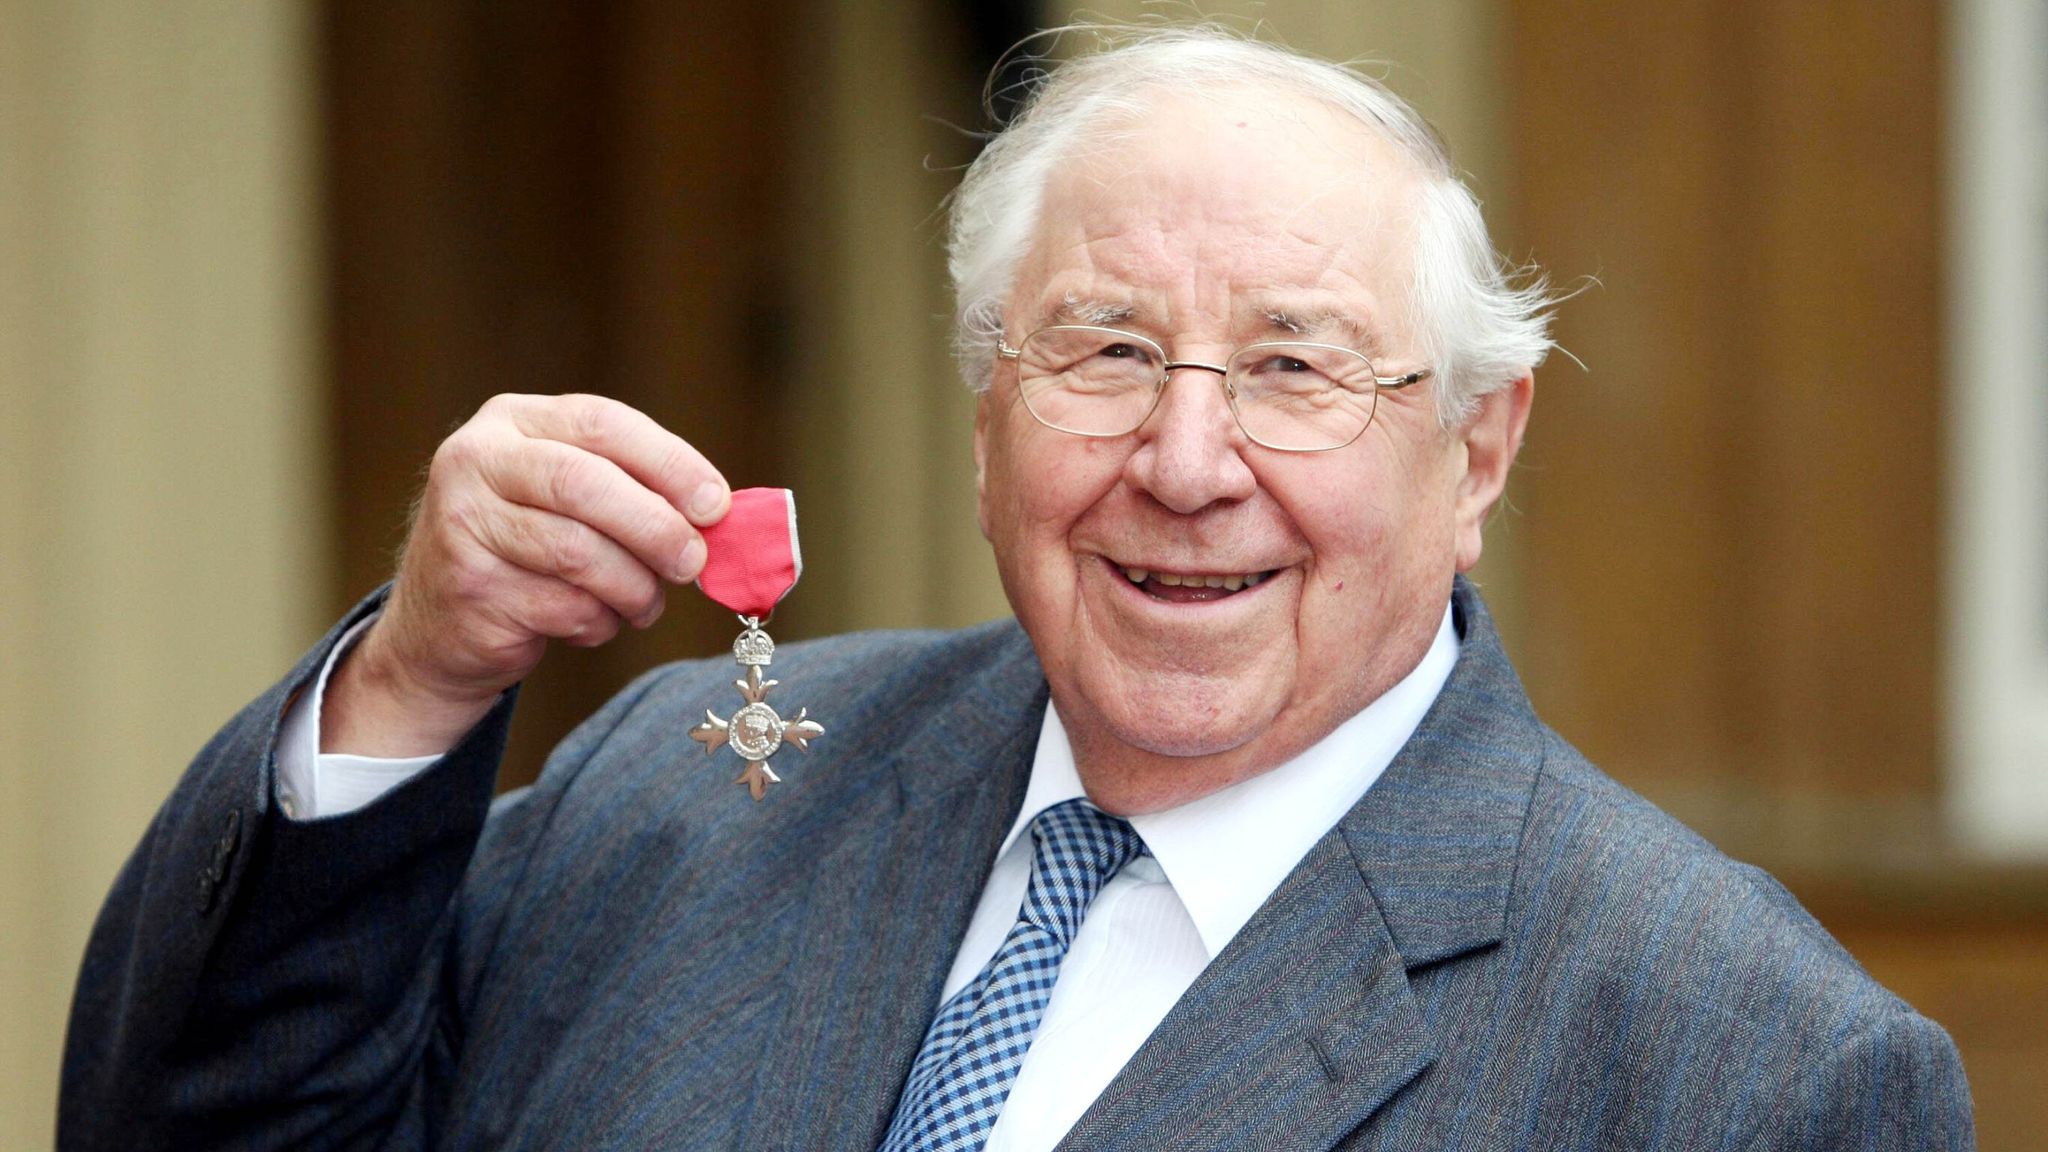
[1118,564,1273,590]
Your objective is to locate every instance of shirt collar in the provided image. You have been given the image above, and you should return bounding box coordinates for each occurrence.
[997,601,1460,959]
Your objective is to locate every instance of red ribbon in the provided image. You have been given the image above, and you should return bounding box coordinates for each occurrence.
[696,487,802,620]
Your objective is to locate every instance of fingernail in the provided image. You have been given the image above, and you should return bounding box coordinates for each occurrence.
[687,482,726,522]
[676,536,706,582]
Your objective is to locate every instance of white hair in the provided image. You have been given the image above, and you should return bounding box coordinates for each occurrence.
[948,24,1553,425]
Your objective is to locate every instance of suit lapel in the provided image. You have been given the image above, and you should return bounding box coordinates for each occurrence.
[1059,832,1436,1152]
[742,627,1044,1150]
[1062,580,1545,1150]
[1335,583,1544,970]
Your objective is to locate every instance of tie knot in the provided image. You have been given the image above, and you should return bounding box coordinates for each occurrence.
[1021,799,1146,947]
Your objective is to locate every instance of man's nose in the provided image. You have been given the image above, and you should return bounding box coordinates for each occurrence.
[1125,364,1259,514]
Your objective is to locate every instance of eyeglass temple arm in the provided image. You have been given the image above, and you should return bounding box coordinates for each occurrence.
[1374,368,1431,389]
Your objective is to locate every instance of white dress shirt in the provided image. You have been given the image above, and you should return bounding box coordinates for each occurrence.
[279,605,1459,1151]
[273,615,439,820]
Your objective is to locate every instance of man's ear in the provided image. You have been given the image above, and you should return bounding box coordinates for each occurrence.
[1453,373,1534,573]
[973,390,993,541]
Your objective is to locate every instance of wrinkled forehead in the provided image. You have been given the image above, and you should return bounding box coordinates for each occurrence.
[1017,86,1426,340]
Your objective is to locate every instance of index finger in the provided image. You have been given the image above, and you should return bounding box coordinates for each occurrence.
[490,393,730,525]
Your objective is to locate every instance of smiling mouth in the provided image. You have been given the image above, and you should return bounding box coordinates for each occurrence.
[1114,561,1277,603]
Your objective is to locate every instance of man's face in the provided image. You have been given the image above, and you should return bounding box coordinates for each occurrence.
[976,91,1521,813]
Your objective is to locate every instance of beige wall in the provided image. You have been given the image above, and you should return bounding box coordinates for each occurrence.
[0,1,323,1145]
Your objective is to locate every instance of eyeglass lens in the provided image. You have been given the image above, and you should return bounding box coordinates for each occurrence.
[1013,327,1381,451]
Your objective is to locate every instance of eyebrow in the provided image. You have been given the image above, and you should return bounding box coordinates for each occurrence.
[1045,295,1138,328]
[1256,307,1383,356]
[1036,295,1384,355]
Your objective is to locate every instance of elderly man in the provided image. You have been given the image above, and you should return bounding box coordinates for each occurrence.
[63,27,1969,1152]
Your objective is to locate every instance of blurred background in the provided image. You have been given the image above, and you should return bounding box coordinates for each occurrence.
[3,0,2044,1146]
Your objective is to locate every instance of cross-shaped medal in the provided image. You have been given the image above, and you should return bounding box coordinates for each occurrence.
[690,488,825,801]
[690,617,824,800]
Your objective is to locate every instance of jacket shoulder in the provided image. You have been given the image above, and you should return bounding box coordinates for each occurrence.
[452,618,1040,985]
[1521,730,1880,1008]
[1495,730,1970,1145]
[502,616,1040,830]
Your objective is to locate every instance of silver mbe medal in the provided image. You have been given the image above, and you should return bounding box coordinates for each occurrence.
[688,488,824,800]
[692,615,824,800]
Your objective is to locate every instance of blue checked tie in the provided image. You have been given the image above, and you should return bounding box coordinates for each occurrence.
[878,798,1147,1152]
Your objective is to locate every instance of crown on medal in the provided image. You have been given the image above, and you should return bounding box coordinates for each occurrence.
[733,625,775,667]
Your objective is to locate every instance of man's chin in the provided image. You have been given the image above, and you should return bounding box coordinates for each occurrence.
[1068,701,1287,815]
[1076,674,1283,761]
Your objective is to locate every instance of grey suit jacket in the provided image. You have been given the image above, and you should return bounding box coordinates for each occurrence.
[61,580,1973,1150]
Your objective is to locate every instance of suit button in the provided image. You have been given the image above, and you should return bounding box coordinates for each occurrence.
[217,807,242,860]
[196,807,243,916]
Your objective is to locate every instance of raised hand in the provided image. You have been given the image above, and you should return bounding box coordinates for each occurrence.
[323,393,729,757]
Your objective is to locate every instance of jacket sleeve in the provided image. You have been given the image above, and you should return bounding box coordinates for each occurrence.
[1738,1006,1975,1152]
[57,589,518,1152]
